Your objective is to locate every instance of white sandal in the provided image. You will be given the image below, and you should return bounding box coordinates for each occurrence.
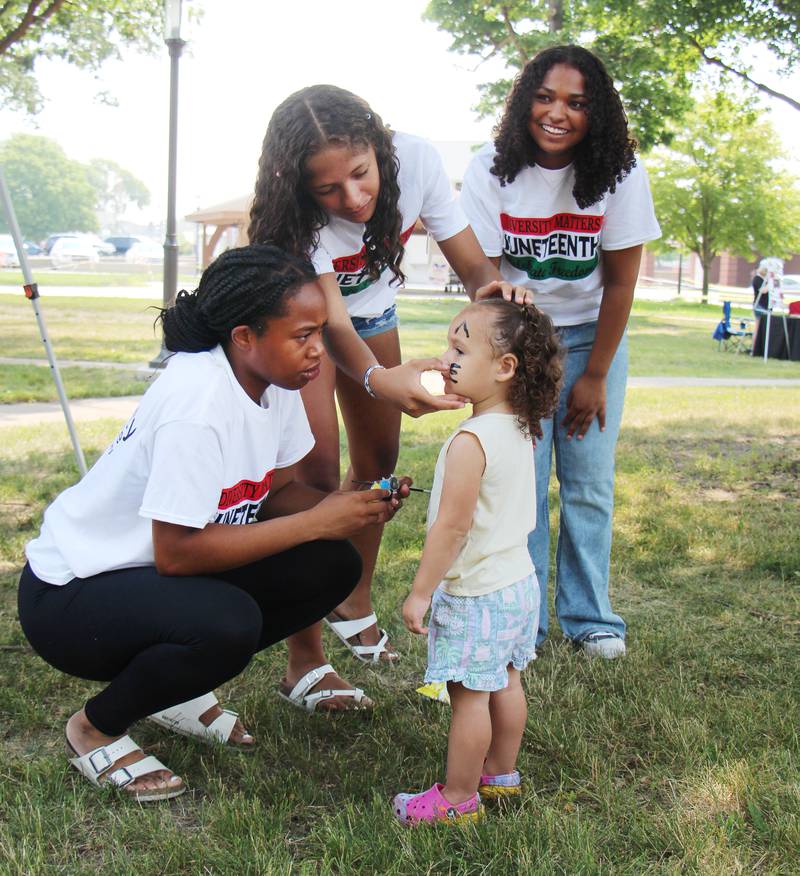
[277,663,370,713]
[324,612,398,663]
[67,734,185,802]
[148,692,254,749]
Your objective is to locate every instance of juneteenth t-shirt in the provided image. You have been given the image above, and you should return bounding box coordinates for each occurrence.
[26,345,314,586]
[460,144,661,326]
[310,131,468,318]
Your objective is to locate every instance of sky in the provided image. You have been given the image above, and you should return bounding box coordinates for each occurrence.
[1,0,799,227]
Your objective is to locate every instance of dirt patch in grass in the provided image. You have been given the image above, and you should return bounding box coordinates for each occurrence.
[701,488,738,502]
[626,434,800,501]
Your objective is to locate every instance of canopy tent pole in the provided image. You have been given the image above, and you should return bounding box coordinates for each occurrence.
[0,168,88,477]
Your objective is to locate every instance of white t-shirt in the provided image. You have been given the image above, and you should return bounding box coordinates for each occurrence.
[311,131,468,318]
[26,345,314,585]
[460,145,661,326]
[427,412,535,597]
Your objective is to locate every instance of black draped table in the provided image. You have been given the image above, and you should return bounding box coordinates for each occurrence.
[752,312,800,361]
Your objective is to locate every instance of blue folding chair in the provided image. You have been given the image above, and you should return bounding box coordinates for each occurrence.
[713,301,753,353]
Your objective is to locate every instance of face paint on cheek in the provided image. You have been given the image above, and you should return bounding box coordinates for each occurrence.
[448,363,461,383]
[455,320,470,338]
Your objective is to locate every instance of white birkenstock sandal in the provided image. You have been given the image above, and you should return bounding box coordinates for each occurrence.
[67,734,185,802]
[324,612,398,663]
[148,692,253,750]
[277,663,370,713]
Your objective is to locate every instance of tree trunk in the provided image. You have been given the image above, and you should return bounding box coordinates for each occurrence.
[548,0,564,33]
[701,260,710,304]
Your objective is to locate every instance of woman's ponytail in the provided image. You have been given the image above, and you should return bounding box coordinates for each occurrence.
[159,288,219,353]
[156,244,317,354]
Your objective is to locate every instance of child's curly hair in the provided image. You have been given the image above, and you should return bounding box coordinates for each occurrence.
[477,299,563,438]
[491,45,637,208]
[248,84,404,285]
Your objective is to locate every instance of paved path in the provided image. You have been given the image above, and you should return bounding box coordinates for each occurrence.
[2,376,798,429]
[0,395,142,428]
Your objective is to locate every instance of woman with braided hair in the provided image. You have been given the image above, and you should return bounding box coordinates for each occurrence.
[460,46,661,658]
[18,244,409,802]
[249,85,531,696]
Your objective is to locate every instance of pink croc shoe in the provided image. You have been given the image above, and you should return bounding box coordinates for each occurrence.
[392,783,484,826]
[478,769,522,804]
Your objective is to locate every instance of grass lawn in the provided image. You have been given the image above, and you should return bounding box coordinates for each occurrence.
[0,381,798,873]
[1,294,798,406]
[0,271,154,287]
[400,298,800,380]
[0,293,163,365]
[0,366,152,404]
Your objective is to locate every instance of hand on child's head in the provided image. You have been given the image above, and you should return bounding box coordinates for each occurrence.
[475,280,533,305]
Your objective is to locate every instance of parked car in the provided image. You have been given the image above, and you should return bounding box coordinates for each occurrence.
[124,239,163,264]
[84,234,116,256]
[0,234,21,268]
[44,232,114,256]
[104,235,144,255]
[23,240,43,256]
[50,236,101,268]
[43,233,75,254]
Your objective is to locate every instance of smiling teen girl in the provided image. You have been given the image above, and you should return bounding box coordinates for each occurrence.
[460,46,661,658]
[18,245,403,802]
[247,85,530,707]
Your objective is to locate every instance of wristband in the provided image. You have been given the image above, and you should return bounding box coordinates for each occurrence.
[363,364,386,398]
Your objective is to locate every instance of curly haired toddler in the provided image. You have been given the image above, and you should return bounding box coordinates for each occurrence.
[394,298,563,825]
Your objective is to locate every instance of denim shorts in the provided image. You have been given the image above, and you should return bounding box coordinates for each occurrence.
[350,304,398,339]
[425,573,540,692]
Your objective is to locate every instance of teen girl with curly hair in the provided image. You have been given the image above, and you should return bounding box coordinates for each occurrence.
[396,299,562,824]
[248,84,530,709]
[460,45,661,659]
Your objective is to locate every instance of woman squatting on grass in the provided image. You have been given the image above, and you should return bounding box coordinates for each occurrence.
[18,244,411,802]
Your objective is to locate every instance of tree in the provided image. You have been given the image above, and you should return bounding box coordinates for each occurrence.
[87,158,150,232]
[0,133,98,240]
[0,1,162,114]
[648,93,800,300]
[423,1,800,149]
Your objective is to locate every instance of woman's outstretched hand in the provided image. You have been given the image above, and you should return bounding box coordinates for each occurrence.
[369,360,468,418]
[474,280,533,305]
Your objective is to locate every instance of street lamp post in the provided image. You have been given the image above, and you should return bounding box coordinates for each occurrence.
[151,0,186,368]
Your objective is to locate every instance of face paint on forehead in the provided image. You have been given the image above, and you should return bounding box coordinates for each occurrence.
[455,320,470,338]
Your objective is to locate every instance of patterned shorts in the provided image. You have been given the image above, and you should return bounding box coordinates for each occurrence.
[425,573,540,692]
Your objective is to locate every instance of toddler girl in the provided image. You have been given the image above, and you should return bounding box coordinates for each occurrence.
[395,298,562,824]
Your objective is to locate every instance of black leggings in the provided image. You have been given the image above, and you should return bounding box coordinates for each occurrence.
[18,540,361,736]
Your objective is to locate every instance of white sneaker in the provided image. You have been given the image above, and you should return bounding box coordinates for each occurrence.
[581,632,626,659]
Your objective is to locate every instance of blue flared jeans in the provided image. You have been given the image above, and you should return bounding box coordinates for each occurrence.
[527,320,627,644]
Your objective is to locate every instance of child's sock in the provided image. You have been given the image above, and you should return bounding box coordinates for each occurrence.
[478,769,522,800]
